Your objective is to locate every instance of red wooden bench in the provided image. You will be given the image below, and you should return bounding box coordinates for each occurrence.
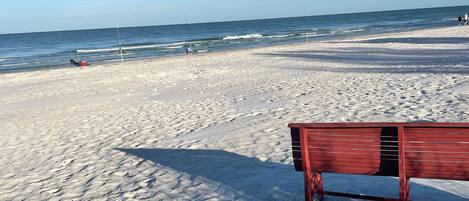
[288,122,469,201]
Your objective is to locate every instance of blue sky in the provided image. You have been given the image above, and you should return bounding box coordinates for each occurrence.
[0,0,468,34]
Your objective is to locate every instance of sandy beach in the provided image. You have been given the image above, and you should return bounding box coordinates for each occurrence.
[1,26,469,200]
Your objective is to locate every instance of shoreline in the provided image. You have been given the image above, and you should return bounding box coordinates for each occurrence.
[0,24,457,75]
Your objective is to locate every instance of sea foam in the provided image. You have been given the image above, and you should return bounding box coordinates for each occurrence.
[223,34,263,40]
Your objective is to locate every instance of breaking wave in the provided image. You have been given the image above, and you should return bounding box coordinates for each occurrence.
[341,28,365,33]
[266,34,293,38]
[223,34,263,40]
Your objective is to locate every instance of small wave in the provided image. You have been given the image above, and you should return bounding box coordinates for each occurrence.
[442,17,456,22]
[165,46,184,49]
[197,50,208,53]
[223,34,263,40]
[341,28,365,33]
[170,41,190,46]
[378,18,426,27]
[299,32,330,38]
[115,52,136,56]
[77,47,119,53]
[0,58,8,62]
[266,34,293,38]
[123,44,167,50]
[304,32,319,36]
[0,62,32,67]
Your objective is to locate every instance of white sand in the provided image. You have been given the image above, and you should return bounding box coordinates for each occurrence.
[1,26,468,200]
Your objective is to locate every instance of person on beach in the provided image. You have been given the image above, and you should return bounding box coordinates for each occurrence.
[70,59,89,67]
[70,59,80,66]
[464,13,468,25]
[185,47,194,55]
[458,16,463,25]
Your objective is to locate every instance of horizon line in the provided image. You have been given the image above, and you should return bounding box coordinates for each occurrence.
[1,4,468,36]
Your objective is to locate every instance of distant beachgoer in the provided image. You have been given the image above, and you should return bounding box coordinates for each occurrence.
[185,47,194,55]
[465,13,468,25]
[70,59,89,67]
[458,16,463,25]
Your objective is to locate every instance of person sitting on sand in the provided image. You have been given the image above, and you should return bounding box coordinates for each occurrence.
[185,47,194,55]
[70,59,80,66]
[70,59,89,67]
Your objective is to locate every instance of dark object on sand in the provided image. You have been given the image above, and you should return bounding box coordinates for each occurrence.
[288,122,469,201]
[70,59,89,67]
[70,59,80,66]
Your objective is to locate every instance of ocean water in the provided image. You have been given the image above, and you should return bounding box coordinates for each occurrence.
[0,5,467,72]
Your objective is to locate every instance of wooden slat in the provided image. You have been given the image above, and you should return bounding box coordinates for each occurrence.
[405,163,469,172]
[288,123,398,128]
[307,129,383,134]
[306,138,391,142]
[308,145,397,153]
[404,128,469,146]
[405,140,469,145]
[308,150,383,158]
[308,150,394,156]
[307,143,396,149]
[405,142,469,147]
[405,136,469,143]
[406,157,469,165]
[308,131,382,137]
[403,123,469,128]
[308,146,385,152]
[311,160,381,167]
[311,156,383,163]
[307,133,395,138]
[406,133,469,138]
[308,128,382,135]
[307,139,384,144]
[307,140,383,147]
[405,152,469,160]
[313,166,379,174]
[405,128,469,134]
[294,154,396,162]
[404,144,469,152]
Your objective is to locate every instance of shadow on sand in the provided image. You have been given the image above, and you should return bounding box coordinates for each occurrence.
[358,37,469,45]
[257,46,469,74]
[116,148,468,201]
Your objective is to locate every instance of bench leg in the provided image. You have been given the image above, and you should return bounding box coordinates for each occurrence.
[313,172,324,201]
[400,177,410,201]
[304,169,313,201]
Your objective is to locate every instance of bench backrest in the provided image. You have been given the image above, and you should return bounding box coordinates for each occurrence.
[404,126,469,180]
[289,123,469,180]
